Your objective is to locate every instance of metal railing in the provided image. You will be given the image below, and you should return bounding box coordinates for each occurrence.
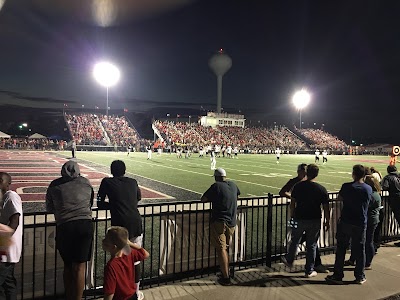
[15,193,400,299]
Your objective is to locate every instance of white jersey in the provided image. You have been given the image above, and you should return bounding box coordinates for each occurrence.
[275,148,281,157]
[322,151,327,158]
[315,150,320,157]
[0,191,23,263]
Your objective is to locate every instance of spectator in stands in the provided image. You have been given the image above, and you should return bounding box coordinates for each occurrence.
[381,165,400,246]
[46,161,94,300]
[0,172,23,300]
[201,168,240,286]
[102,226,149,300]
[281,164,330,278]
[97,160,144,300]
[326,165,372,285]
[279,164,328,274]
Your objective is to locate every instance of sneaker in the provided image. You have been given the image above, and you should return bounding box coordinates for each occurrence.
[305,271,318,278]
[217,277,232,286]
[315,264,329,273]
[344,260,355,266]
[355,277,367,284]
[281,256,293,268]
[325,274,344,285]
[364,265,372,270]
[137,291,144,300]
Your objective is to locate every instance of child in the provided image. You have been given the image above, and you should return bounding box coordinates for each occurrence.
[103,227,149,300]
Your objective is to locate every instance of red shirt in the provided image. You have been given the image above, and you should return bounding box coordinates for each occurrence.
[104,247,146,300]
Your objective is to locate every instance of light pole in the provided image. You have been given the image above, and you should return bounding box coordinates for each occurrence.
[292,89,311,129]
[93,61,120,117]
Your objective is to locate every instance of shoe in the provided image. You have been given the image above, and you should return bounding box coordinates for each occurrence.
[344,260,355,266]
[364,265,372,270]
[315,264,329,273]
[325,274,343,285]
[354,277,367,284]
[137,291,144,300]
[281,256,293,268]
[305,271,318,278]
[217,277,232,286]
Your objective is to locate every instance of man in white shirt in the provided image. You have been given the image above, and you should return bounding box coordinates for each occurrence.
[275,147,281,164]
[0,172,23,299]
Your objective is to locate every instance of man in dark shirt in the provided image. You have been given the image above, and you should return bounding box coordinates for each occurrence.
[279,164,328,273]
[281,164,330,278]
[201,168,240,286]
[326,164,372,285]
[97,160,143,299]
[381,165,400,234]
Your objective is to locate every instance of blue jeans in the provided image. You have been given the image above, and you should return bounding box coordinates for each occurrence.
[333,221,366,280]
[350,222,378,267]
[285,219,321,274]
[0,263,17,300]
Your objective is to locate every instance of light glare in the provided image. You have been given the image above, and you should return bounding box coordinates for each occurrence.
[93,62,120,87]
[292,89,311,109]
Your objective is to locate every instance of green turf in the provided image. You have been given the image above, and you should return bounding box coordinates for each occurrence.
[68,151,390,196]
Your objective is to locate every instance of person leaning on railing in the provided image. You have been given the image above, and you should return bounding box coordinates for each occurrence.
[46,161,94,300]
[201,168,241,286]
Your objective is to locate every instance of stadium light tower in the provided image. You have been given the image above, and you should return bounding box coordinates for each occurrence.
[292,89,311,129]
[93,61,120,117]
[209,49,232,114]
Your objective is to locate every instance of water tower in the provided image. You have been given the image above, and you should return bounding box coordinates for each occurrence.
[209,49,232,113]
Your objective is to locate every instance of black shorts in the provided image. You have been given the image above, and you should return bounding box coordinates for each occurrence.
[56,219,94,264]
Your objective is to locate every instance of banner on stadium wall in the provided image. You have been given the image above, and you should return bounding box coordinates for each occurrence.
[159,211,246,275]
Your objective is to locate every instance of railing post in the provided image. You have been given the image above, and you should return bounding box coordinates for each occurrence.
[266,193,273,267]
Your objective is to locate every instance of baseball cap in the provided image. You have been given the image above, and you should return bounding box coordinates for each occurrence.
[213,168,227,177]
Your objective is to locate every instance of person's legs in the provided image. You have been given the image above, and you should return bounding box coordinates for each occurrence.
[374,210,384,252]
[285,222,306,264]
[210,222,232,280]
[332,222,351,279]
[130,234,143,299]
[0,263,17,300]
[365,223,378,267]
[70,262,86,300]
[304,220,320,274]
[351,225,366,280]
[389,199,400,226]
[63,263,73,300]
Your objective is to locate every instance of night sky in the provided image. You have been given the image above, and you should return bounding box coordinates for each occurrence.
[0,0,400,144]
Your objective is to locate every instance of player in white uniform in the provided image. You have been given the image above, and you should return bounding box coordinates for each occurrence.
[275,147,281,164]
[322,150,328,164]
[315,149,320,163]
[233,147,239,159]
[147,145,152,160]
[210,149,216,170]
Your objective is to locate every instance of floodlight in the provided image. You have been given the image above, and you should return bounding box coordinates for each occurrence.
[292,89,311,129]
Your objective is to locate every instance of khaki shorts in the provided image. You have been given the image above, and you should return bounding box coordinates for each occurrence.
[210,221,235,250]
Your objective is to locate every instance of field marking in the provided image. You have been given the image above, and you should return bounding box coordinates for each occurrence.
[65,154,203,196]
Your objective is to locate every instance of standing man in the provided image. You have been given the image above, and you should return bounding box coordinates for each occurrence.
[275,147,281,164]
[97,160,144,300]
[71,140,77,158]
[322,150,328,164]
[315,149,320,163]
[326,164,372,285]
[46,161,94,300]
[210,148,216,170]
[381,165,400,245]
[146,145,152,160]
[281,164,330,277]
[201,168,240,286]
[0,172,23,300]
[279,164,328,273]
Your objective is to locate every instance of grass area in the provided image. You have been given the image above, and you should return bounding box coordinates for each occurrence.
[69,151,390,196]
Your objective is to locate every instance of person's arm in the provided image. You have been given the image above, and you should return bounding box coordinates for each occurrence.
[201,185,214,202]
[289,198,296,218]
[128,241,150,259]
[97,179,110,209]
[322,203,330,231]
[8,213,20,232]
[45,187,54,213]
[104,294,114,300]
[279,180,293,199]
[137,185,142,202]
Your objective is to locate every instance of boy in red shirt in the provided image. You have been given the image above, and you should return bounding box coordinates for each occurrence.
[102,227,149,300]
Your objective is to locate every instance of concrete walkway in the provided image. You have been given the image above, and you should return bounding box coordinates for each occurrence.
[141,241,400,300]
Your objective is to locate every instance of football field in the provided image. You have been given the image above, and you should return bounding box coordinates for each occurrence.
[69,151,390,198]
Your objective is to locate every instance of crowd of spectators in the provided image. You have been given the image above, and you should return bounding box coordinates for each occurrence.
[153,120,307,151]
[0,137,59,150]
[99,114,140,147]
[296,127,348,151]
[66,114,108,145]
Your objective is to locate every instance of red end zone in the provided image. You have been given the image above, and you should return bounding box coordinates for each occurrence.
[0,151,171,202]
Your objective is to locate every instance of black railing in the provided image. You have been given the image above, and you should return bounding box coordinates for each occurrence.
[16,193,400,299]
